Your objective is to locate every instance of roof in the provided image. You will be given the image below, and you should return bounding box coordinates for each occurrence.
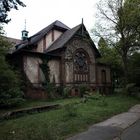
[46,24,100,57]
[3,37,22,54]
[15,20,70,52]
[12,20,100,57]
[5,37,21,45]
[46,24,81,52]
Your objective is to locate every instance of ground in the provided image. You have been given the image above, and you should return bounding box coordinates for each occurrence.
[0,95,139,140]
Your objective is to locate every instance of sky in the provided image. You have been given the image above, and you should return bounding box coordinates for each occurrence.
[4,0,99,39]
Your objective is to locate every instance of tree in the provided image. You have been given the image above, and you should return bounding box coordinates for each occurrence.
[92,0,140,85]
[0,27,24,108]
[0,0,26,23]
[128,52,140,87]
[98,37,123,88]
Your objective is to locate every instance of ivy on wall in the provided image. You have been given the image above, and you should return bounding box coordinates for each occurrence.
[40,58,50,83]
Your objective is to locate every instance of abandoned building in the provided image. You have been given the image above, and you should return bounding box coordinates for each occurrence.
[8,20,111,98]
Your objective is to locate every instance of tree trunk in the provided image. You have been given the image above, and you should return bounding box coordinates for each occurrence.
[122,54,128,86]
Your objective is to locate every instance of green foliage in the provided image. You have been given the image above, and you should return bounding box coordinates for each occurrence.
[41,58,57,98]
[93,0,140,86]
[0,0,26,23]
[0,34,24,108]
[0,95,139,140]
[98,96,108,107]
[90,92,102,100]
[122,83,140,98]
[40,59,50,83]
[79,85,89,97]
[55,86,64,97]
[63,103,78,117]
[43,82,56,99]
[98,37,124,88]
[63,87,71,98]
[128,52,140,87]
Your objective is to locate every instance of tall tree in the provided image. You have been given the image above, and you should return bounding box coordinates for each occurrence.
[128,52,140,87]
[92,0,140,85]
[0,27,24,107]
[0,0,26,23]
[98,37,123,88]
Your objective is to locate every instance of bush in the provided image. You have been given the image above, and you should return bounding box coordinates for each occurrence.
[116,83,140,99]
[0,85,24,108]
[79,85,89,97]
[63,87,71,98]
[0,35,24,108]
[125,83,140,98]
[0,61,24,108]
[43,82,56,99]
[89,92,102,100]
[56,86,64,97]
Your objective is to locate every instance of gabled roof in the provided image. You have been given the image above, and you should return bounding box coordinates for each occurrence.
[29,20,70,45]
[46,24,81,52]
[46,24,100,57]
[12,20,100,57]
[14,20,70,52]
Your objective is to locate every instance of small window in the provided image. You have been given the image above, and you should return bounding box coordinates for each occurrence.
[101,70,106,83]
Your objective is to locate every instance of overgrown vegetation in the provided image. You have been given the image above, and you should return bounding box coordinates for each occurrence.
[0,29,24,108]
[79,85,89,97]
[92,0,140,86]
[63,87,71,98]
[0,95,139,140]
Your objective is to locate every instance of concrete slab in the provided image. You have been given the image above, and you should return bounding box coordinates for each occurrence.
[68,126,122,140]
[67,104,140,140]
[121,119,140,140]
[93,112,140,129]
[129,105,140,113]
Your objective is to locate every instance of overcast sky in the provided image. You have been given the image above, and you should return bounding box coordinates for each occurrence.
[4,0,99,39]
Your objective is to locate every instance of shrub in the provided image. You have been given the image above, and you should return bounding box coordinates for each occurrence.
[56,86,64,97]
[63,87,71,98]
[89,92,102,100]
[43,82,56,99]
[79,85,89,97]
[0,88,24,107]
[0,35,24,108]
[125,83,140,98]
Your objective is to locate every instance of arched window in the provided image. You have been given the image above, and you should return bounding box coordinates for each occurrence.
[73,49,89,82]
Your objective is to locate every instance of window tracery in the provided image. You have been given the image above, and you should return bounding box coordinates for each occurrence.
[73,50,89,82]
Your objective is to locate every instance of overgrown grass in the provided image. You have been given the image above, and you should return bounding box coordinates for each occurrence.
[0,98,80,115]
[0,95,139,140]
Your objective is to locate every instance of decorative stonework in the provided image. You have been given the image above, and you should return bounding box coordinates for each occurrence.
[64,37,94,83]
[74,51,88,73]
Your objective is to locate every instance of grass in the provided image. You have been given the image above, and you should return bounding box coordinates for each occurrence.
[0,97,80,115]
[0,95,139,140]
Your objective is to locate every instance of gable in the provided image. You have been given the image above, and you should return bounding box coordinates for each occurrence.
[11,20,100,59]
[35,29,63,53]
[46,24,100,58]
[13,20,69,54]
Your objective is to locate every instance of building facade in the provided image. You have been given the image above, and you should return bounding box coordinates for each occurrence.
[9,20,111,98]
